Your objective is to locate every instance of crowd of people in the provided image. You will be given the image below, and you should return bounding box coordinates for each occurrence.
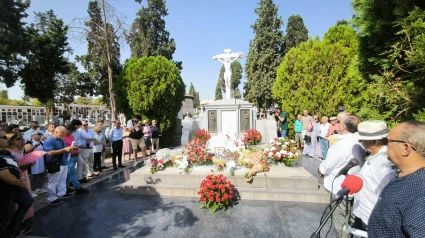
[274,107,425,237]
[317,116,425,237]
[0,115,160,237]
[274,106,348,160]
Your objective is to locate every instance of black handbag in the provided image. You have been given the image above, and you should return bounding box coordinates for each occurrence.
[304,134,312,143]
[46,160,60,173]
[144,136,152,147]
[45,140,63,173]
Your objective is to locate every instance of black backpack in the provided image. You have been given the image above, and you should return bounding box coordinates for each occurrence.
[129,120,143,139]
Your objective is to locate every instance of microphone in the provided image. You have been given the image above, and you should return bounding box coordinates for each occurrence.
[335,158,360,178]
[332,175,363,202]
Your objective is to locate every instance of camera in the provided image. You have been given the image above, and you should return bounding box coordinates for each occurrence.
[333,130,338,135]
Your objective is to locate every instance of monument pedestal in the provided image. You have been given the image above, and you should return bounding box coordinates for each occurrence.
[204,99,256,136]
[120,164,329,203]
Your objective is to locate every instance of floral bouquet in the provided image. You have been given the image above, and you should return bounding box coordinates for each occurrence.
[194,129,211,145]
[264,138,300,166]
[150,158,165,174]
[243,129,262,145]
[184,138,207,166]
[212,157,226,172]
[198,174,234,214]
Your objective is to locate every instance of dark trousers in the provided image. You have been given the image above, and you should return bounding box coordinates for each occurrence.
[93,152,102,172]
[0,188,33,237]
[111,140,123,168]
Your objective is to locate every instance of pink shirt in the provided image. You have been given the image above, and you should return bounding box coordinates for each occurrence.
[143,125,151,137]
[64,134,78,156]
[327,123,339,136]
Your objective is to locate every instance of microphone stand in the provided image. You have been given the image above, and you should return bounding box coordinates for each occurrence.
[310,195,346,238]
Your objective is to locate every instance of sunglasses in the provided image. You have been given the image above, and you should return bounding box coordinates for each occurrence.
[82,125,88,127]
[314,118,318,120]
[0,136,7,140]
[383,137,416,151]
[34,133,43,136]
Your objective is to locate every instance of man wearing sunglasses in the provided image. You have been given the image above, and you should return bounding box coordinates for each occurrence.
[368,121,425,238]
[24,121,45,142]
[318,115,366,238]
[78,121,96,180]
[0,120,8,132]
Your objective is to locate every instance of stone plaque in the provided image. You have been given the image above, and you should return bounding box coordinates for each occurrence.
[208,110,217,133]
[221,110,237,134]
[240,109,250,133]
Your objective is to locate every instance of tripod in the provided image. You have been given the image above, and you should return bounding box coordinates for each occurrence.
[310,195,346,238]
[311,195,368,238]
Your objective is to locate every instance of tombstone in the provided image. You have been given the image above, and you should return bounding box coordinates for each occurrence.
[208,110,217,133]
[240,109,250,133]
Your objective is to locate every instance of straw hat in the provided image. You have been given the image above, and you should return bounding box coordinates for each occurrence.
[330,117,337,121]
[353,120,388,140]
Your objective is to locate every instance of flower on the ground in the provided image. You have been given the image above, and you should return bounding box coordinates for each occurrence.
[198,174,234,214]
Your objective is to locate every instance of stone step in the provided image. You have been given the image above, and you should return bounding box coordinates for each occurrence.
[120,182,329,204]
[128,166,319,190]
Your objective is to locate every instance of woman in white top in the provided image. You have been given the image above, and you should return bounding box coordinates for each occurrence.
[92,126,104,174]
[352,120,396,230]
[24,130,47,198]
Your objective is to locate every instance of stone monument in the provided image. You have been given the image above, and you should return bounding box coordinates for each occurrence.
[213,49,243,99]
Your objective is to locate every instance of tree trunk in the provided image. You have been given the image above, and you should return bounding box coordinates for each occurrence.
[46,106,50,124]
[101,0,117,122]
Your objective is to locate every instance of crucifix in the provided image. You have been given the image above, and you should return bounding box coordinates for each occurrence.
[213,49,243,99]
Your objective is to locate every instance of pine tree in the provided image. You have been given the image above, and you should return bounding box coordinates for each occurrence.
[353,0,425,122]
[121,56,185,145]
[20,10,72,120]
[193,91,200,110]
[215,81,223,100]
[284,14,308,54]
[127,0,182,69]
[0,0,30,87]
[244,0,284,108]
[273,25,366,136]
[188,82,195,96]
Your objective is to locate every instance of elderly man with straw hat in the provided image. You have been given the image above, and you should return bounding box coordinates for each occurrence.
[351,120,396,231]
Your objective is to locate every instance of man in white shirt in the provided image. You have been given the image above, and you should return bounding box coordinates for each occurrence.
[78,121,96,179]
[319,116,331,159]
[318,114,366,238]
[126,115,147,166]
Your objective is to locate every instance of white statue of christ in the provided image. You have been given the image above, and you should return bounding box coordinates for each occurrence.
[213,49,243,99]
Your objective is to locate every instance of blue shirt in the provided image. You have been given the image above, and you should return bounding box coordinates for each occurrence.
[77,128,95,148]
[109,127,123,142]
[294,120,302,133]
[43,136,67,165]
[368,167,425,237]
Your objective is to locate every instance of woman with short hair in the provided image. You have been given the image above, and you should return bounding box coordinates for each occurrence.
[92,126,104,174]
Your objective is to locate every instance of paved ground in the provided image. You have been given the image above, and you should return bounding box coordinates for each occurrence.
[27,155,335,238]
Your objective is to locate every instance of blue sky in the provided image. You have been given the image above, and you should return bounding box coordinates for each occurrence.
[2,0,353,101]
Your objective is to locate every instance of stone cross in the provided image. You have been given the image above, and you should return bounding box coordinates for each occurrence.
[213,49,243,99]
